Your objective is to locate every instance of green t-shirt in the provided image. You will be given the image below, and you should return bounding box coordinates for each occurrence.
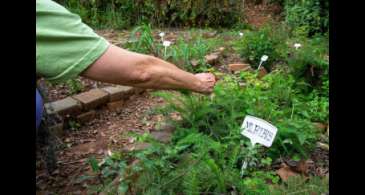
[36,0,109,83]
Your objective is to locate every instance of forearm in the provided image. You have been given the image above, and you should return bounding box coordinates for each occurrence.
[131,59,204,92]
[82,44,203,92]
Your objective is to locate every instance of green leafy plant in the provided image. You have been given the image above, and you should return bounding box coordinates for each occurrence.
[66,78,84,95]
[167,34,221,72]
[287,36,329,89]
[285,0,329,37]
[68,120,81,131]
[125,24,158,55]
[59,0,244,29]
[269,175,329,194]
[235,26,280,71]
[82,71,327,194]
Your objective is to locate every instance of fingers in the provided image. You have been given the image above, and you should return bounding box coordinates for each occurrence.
[194,72,217,94]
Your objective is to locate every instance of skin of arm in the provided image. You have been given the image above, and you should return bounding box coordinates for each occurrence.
[82,44,216,94]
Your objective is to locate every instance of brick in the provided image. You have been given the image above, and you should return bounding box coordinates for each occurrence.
[72,89,109,110]
[228,63,252,72]
[101,85,134,101]
[106,100,125,112]
[77,110,96,124]
[205,52,220,65]
[44,97,82,116]
[258,67,268,78]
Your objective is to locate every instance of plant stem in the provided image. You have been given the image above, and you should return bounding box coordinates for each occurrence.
[290,102,295,120]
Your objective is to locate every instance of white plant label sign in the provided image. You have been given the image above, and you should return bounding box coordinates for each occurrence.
[241,115,278,147]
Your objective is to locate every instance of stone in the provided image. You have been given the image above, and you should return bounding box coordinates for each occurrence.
[72,89,109,110]
[202,31,217,38]
[190,59,199,67]
[317,142,329,151]
[76,110,96,124]
[106,100,125,112]
[313,122,327,130]
[155,122,176,133]
[150,131,172,143]
[205,52,220,65]
[44,97,82,116]
[123,142,151,152]
[228,63,252,72]
[239,82,247,88]
[216,47,227,57]
[133,88,145,94]
[101,86,134,102]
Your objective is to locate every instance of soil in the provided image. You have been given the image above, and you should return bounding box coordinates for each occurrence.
[244,0,283,28]
[36,91,167,194]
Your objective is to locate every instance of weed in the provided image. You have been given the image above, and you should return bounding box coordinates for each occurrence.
[125,24,158,55]
[82,71,327,194]
[65,78,84,95]
[68,120,81,131]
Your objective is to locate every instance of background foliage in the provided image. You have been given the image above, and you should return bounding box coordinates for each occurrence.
[57,0,244,29]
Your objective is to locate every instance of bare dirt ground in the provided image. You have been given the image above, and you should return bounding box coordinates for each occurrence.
[36,91,167,194]
[244,0,283,28]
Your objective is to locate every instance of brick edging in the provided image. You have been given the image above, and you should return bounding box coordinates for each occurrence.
[44,86,145,118]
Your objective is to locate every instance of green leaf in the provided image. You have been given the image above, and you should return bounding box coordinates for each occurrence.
[87,156,100,173]
[118,183,129,194]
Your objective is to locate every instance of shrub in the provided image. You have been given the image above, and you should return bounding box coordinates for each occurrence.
[286,35,329,88]
[284,0,329,37]
[57,0,244,29]
[157,71,321,158]
[236,26,281,71]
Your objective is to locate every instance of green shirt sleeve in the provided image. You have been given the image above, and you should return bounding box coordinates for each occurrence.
[36,0,109,83]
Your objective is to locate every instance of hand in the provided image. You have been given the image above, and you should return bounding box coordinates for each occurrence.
[194,73,216,94]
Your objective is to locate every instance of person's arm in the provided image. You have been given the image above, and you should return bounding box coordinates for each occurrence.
[81,44,216,94]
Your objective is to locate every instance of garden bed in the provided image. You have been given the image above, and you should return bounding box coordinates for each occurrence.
[36,1,329,193]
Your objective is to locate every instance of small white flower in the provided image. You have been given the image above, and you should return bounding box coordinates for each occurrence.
[239,32,244,37]
[294,43,302,50]
[159,32,165,38]
[163,41,171,47]
[261,55,268,62]
[107,150,112,156]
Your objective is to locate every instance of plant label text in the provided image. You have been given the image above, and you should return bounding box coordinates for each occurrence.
[241,115,278,147]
